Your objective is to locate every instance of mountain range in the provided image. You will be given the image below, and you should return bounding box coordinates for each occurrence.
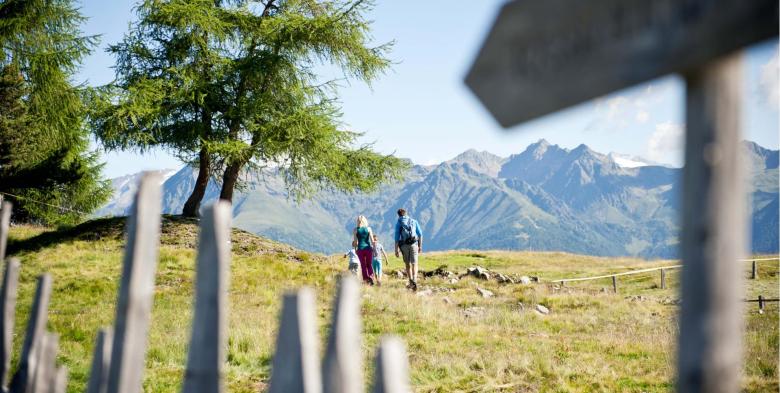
[96,140,779,258]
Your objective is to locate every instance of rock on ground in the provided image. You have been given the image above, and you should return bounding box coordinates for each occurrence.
[416,289,433,297]
[476,287,494,298]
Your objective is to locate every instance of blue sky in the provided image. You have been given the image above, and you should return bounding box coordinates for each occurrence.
[77,0,779,178]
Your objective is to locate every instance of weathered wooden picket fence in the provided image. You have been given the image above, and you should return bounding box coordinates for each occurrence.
[0,172,411,393]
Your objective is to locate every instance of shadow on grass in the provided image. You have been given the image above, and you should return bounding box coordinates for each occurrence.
[7,214,315,261]
[7,215,201,255]
[8,216,128,255]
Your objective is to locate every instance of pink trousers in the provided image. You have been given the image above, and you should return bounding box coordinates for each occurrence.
[356,249,374,283]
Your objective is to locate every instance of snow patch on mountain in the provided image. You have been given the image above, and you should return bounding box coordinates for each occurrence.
[607,152,670,168]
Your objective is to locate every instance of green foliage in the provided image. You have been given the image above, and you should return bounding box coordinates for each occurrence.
[92,0,408,207]
[0,0,111,225]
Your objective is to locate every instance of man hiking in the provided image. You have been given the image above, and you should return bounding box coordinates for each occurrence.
[394,208,423,291]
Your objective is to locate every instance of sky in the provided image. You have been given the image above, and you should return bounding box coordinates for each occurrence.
[76,0,780,178]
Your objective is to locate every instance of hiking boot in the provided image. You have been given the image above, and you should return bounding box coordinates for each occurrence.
[411,280,418,291]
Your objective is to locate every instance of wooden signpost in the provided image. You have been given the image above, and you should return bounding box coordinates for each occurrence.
[466,1,778,391]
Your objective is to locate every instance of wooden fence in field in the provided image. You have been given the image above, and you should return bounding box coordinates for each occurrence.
[549,257,780,311]
[0,172,411,393]
[552,257,779,289]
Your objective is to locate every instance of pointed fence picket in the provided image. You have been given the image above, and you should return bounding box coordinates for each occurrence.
[0,176,413,393]
[0,258,19,389]
[0,202,11,263]
[106,172,162,393]
[182,202,232,393]
[372,337,410,393]
[85,329,112,393]
[268,281,411,393]
[322,278,362,393]
[10,274,53,393]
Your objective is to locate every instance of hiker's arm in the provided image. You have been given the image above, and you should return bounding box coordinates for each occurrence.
[352,228,358,248]
[416,222,423,253]
[382,248,390,262]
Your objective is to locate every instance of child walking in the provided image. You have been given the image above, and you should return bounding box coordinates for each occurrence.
[344,248,359,276]
[372,234,389,286]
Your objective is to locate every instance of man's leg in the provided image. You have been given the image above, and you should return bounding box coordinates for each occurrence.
[401,244,414,288]
[410,245,419,284]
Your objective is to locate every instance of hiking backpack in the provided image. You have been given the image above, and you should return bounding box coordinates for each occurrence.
[399,219,418,245]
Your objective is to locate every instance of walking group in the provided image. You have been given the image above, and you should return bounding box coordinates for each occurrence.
[344,208,423,290]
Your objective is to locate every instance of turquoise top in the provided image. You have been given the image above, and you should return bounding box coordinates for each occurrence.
[356,227,371,250]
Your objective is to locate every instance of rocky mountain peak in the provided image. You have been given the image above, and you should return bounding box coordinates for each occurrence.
[446,149,506,177]
[526,138,552,159]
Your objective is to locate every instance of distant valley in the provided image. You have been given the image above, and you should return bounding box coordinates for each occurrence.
[96,140,779,258]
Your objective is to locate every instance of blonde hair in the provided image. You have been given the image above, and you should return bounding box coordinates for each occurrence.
[356,215,368,228]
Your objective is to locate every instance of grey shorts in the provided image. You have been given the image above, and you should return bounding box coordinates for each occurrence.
[399,243,418,265]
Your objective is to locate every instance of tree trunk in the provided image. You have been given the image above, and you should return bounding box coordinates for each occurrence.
[219,161,242,203]
[182,147,211,217]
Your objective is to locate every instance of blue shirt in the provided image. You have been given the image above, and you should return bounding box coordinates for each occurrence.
[395,216,423,244]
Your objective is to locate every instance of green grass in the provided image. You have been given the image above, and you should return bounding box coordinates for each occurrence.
[5,219,779,392]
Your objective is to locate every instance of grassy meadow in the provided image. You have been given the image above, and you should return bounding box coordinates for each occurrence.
[4,217,778,392]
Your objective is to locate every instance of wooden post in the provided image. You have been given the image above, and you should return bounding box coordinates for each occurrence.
[0,258,20,389]
[107,172,162,393]
[182,202,232,393]
[0,201,11,262]
[322,276,362,393]
[86,328,113,393]
[372,336,410,393]
[751,260,757,280]
[9,274,52,393]
[678,54,745,393]
[758,295,764,311]
[268,288,321,393]
[611,276,617,294]
[31,332,58,393]
[660,269,667,290]
[53,367,68,393]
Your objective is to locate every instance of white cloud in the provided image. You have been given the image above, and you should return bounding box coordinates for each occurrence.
[587,83,666,132]
[605,96,630,121]
[647,122,684,166]
[760,50,779,108]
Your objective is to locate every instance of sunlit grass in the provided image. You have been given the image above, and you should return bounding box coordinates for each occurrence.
[4,221,778,392]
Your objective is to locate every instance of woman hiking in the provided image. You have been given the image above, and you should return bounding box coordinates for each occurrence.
[353,215,376,285]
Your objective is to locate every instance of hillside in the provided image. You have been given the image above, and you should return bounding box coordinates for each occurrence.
[96,140,779,258]
[4,220,778,392]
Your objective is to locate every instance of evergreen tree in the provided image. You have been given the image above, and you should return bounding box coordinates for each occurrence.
[0,0,111,224]
[92,0,408,216]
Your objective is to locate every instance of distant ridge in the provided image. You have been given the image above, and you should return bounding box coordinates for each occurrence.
[97,141,779,258]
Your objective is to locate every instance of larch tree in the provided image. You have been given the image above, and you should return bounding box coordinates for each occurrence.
[0,0,111,224]
[91,0,408,217]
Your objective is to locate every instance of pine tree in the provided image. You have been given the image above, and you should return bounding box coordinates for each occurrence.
[91,0,408,216]
[0,0,111,224]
